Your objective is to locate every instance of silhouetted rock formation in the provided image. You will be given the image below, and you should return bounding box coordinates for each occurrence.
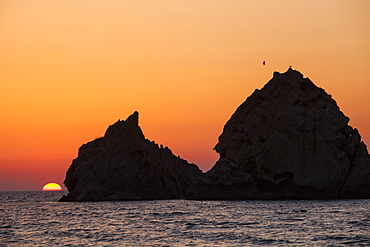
[191,68,370,199]
[60,69,370,201]
[60,111,202,201]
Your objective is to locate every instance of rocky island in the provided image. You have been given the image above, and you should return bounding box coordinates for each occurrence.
[60,68,370,201]
[191,68,370,199]
[60,111,202,201]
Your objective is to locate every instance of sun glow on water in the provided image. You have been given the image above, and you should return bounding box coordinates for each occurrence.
[42,182,62,191]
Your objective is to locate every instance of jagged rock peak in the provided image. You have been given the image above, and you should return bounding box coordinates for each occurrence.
[263,68,320,96]
[104,111,144,139]
[125,110,139,125]
[273,67,304,80]
[60,111,203,201]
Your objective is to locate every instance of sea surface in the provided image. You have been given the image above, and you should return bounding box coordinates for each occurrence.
[1,191,369,246]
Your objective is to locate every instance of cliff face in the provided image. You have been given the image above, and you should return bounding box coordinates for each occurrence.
[192,68,370,199]
[60,111,202,201]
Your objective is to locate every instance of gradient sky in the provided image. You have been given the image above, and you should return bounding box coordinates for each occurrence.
[1,0,369,191]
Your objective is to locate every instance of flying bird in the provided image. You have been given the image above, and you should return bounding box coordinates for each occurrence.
[262,61,265,66]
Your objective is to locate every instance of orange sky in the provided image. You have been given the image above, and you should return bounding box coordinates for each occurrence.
[1,0,369,191]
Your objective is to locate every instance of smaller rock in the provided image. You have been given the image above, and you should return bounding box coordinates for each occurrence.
[60,111,203,201]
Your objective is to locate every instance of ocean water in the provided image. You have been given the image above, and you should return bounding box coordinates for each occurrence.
[1,191,369,246]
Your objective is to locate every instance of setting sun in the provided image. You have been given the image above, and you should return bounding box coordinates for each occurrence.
[42,182,62,191]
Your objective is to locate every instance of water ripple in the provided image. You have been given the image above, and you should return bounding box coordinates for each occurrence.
[1,192,370,246]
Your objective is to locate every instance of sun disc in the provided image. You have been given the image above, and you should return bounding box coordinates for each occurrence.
[42,182,62,191]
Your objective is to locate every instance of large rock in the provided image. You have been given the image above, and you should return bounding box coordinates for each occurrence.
[60,111,202,201]
[191,68,370,199]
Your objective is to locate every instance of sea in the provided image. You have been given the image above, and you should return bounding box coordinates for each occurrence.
[1,191,369,246]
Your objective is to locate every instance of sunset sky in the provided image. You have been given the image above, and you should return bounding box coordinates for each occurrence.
[1,0,369,191]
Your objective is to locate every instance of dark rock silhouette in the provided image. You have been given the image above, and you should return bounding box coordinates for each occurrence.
[60,69,370,201]
[190,68,370,199]
[60,111,202,201]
